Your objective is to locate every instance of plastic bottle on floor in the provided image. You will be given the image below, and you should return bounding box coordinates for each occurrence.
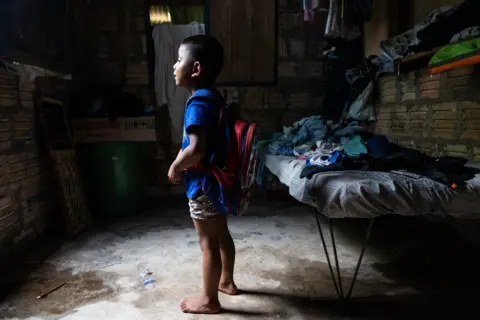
[138,262,156,288]
[138,263,156,314]
[140,269,156,289]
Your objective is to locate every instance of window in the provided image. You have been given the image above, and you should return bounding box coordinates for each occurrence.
[148,3,204,25]
[149,6,172,24]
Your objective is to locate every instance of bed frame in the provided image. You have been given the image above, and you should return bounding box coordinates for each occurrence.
[264,170,377,300]
[263,154,480,300]
[315,213,376,300]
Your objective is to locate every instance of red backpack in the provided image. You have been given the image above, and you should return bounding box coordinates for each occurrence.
[206,101,260,216]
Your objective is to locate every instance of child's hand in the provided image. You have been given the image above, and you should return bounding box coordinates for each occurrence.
[168,163,183,184]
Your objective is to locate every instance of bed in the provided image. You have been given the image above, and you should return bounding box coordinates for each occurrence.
[265,154,480,299]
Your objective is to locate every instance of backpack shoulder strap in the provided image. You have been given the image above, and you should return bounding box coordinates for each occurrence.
[186,89,226,109]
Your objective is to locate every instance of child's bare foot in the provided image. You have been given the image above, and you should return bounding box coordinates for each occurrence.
[180,296,221,314]
[219,281,238,295]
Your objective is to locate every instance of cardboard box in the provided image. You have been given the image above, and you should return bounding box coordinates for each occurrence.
[73,116,156,143]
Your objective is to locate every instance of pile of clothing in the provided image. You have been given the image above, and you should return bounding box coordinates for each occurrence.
[267,116,369,157]
[381,0,480,61]
[267,116,330,156]
[263,116,477,189]
[321,42,389,122]
[303,134,476,190]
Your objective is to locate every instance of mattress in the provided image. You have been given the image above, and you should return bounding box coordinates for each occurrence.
[265,154,480,219]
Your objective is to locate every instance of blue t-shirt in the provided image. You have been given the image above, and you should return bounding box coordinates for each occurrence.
[182,88,222,202]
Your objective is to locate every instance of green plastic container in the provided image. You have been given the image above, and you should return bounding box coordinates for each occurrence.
[77,142,147,218]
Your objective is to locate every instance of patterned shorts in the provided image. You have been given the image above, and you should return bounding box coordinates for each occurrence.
[188,195,219,220]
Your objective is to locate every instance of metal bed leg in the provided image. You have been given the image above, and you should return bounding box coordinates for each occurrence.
[315,213,376,300]
[329,218,344,298]
[315,213,341,298]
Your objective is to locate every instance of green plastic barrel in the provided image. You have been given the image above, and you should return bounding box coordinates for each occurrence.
[77,142,147,218]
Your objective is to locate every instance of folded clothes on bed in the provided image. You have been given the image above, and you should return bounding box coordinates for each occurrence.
[293,143,316,156]
[268,139,295,156]
[306,151,344,167]
[342,135,368,157]
[300,150,478,189]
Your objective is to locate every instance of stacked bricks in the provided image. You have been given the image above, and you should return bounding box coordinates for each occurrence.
[375,65,480,161]
[0,68,56,263]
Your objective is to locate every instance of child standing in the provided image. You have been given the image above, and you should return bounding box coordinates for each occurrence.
[168,35,238,314]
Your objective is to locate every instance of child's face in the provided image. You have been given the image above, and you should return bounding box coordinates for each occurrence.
[173,44,199,89]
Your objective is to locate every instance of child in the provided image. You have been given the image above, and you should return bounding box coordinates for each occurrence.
[168,35,237,314]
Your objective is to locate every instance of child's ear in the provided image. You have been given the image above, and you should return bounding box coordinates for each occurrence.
[191,61,201,78]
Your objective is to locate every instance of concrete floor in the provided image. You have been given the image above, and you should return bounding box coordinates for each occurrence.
[1,194,479,320]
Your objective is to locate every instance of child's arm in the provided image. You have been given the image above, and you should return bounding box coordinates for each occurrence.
[173,126,206,169]
[168,98,210,184]
[168,127,206,183]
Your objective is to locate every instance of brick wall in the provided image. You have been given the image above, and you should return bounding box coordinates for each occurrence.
[0,69,57,263]
[80,0,326,140]
[376,65,480,161]
[81,0,152,103]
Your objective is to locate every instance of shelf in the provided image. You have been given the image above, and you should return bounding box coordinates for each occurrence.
[400,47,439,64]
[394,47,440,72]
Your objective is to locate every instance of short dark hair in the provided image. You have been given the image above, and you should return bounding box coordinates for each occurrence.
[181,35,224,83]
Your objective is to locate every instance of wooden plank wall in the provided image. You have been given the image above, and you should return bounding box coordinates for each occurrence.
[209,0,277,84]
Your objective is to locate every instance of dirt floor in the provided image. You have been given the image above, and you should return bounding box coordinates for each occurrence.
[0,194,479,319]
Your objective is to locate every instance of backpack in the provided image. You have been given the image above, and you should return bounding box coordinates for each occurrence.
[205,101,260,216]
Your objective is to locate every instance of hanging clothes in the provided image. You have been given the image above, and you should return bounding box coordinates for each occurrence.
[152,22,205,144]
[303,0,321,21]
[324,0,371,40]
